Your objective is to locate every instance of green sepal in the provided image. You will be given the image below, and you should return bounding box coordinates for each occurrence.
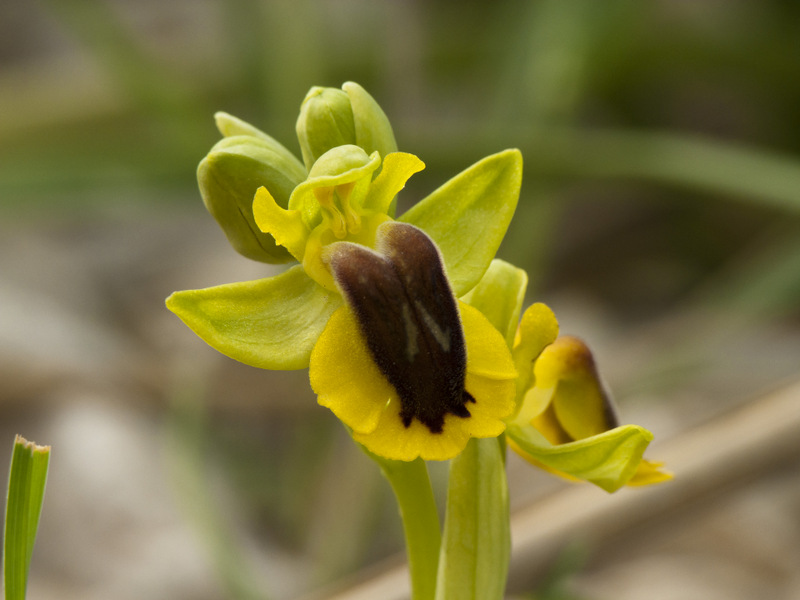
[4,435,50,600]
[198,134,306,263]
[166,266,341,370]
[461,259,528,348]
[436,437,510,600]
[401,149,523,296]
[506,422,654,493]
[214,111,279,142]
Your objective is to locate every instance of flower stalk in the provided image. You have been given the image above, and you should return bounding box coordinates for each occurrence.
[367,453,441,600]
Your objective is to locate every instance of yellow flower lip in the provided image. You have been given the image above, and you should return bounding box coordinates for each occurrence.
[310,221,517,461]
[325,221,475,434]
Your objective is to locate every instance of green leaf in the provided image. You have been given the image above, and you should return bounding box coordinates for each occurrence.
[4,435,50,600]
[436,437,510,600]
[506,423,653,493]
[562,129,800,213]
[401,149,522,296]
[166,266,341,370]
[461,259,528,347]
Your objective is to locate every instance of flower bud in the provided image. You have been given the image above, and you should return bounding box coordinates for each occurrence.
[198,117,307,263]
[296,82,398,171]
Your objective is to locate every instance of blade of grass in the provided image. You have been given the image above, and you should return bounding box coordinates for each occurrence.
[410,124,800,215]
[689,225,800,318]
[557,129,800,213]
[4,435,50,600]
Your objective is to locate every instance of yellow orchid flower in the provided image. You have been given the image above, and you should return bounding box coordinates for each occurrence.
[167,84,524,461]
[505,304,672,492]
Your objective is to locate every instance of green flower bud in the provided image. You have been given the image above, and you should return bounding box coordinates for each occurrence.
[296,82,398,171]
[198,113,307,263]
[296,87,355,169]
[343,81,398,161]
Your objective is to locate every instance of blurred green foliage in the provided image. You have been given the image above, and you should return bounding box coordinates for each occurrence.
[3,0,800,319]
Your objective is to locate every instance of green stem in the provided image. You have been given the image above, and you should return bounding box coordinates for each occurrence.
[369,453,441,600]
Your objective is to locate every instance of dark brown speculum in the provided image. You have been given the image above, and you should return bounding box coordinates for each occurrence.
[327,222,474,434]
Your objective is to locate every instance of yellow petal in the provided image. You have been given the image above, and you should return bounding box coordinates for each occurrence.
[309,306,392,434]
[252,186,309,261]
[627,459,673,486]
[530,402,573,445]
[362,152,426,214]
[535,336,616,440]
[461,302,518,380]
[512,303,559,400]
[514,384,555,426]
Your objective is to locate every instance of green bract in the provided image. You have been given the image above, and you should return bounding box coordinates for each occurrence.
[461,259,528,347]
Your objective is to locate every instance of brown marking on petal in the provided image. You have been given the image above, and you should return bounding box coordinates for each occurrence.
[326,222,474,434]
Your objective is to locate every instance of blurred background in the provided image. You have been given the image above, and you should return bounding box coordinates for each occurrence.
[2,1,800,599]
